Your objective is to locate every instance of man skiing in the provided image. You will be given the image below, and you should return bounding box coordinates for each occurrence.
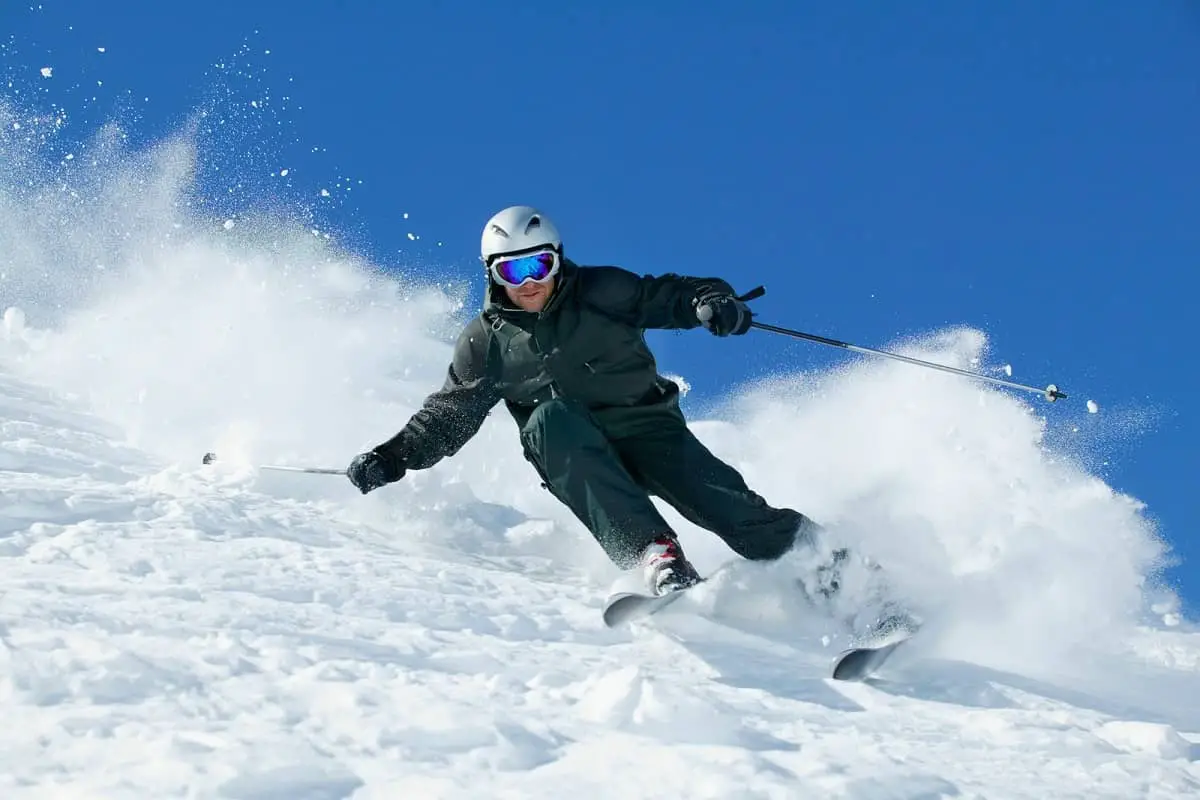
[346,205,830,598]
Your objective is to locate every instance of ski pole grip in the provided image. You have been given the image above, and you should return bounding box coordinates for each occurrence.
[737,285,766,303]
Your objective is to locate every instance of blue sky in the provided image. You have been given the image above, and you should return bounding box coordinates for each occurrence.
[5,2,1198,607]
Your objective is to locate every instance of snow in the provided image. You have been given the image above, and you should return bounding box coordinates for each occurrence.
[1094,721,1195,760]
[0,124,1196,799]
[2,306,25,338]
[1088,399,1100,414]
[663,373,691,396]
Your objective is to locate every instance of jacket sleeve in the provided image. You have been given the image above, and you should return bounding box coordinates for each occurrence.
[577,265,737,330]
[373,319,501,471]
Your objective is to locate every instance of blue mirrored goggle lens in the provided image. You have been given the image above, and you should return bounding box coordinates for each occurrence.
[495,252,556,285]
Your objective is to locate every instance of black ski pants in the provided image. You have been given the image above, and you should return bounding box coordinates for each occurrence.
[519,398,807,569]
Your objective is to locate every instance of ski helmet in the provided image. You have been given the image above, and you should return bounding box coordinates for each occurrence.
[480,206,562,265]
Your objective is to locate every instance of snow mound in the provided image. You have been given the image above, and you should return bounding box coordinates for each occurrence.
[1094,721,1195,761]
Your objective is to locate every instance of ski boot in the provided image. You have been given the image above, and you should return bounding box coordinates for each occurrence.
[799,545,921,640]
[641,534,703,597]
[860,601,922,643]
[795,545,851,607]
[814,546,850,600]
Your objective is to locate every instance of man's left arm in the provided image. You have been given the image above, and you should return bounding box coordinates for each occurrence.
[580,265,753,335]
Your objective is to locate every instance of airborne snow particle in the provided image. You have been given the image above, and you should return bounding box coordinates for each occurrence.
[407,233,416,241]
[1087,400,1099,414]
[223,219,235,231]
[98,47,106,53]
[1003,364,1012,376]
[40,67,53,78]
[280,169,289,177]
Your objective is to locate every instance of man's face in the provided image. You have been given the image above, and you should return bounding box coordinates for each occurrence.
[504,277,555,312]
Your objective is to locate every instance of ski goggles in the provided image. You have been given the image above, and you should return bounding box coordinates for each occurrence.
[489,249,560,288]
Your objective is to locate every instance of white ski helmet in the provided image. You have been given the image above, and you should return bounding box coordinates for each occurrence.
[480,205,562,264]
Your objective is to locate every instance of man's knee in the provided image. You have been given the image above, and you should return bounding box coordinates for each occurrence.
[520,399,605,463]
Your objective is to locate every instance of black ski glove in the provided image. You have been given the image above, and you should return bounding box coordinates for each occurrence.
[346,449,405,494]
[695,290,753,336]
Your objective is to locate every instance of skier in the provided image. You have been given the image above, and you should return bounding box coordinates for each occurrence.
[345,205,838,598]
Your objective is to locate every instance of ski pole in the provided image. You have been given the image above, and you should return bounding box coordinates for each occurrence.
[747,320,1067,402]
[259,464,346,475]
[201,452,346,474]
[730,287,1066,402]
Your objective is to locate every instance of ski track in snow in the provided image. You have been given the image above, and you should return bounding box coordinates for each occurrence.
[0,106,1197,798]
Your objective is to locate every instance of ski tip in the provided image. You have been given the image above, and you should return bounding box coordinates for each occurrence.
[601,586,692,629]
[830,637,909,681]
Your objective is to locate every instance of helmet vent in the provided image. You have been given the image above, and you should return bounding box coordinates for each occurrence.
[489,224,510,239]
[525,216,542,233]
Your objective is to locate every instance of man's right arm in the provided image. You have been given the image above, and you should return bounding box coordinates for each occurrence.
[372,319,501,472]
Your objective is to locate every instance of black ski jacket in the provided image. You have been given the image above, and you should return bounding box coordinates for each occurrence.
[374,258,736,471]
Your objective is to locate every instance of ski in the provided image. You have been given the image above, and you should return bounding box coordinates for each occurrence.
[830,635,910,681]
[604,563,917,684]
[601,559,744,628]
[601,582,700,628]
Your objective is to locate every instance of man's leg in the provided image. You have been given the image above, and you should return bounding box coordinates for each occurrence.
[520,399,673,569]
[614,422,815,562]
[613,419,919,632]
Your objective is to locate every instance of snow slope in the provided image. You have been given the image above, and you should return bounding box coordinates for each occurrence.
[2,119,1199,798]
